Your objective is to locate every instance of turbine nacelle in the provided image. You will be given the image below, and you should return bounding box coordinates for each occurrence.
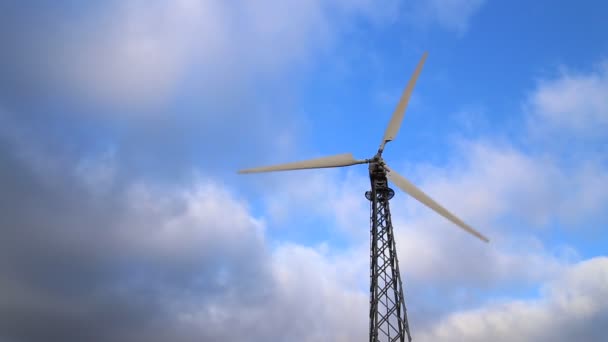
[367,157,387,176]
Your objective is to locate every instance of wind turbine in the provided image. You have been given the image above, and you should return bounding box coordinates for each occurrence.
[238,52,489,342]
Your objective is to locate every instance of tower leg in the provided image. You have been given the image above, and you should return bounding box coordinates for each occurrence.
[366,170,411,342]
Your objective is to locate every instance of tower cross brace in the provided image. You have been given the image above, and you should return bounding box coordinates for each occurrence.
[366,162,412,342]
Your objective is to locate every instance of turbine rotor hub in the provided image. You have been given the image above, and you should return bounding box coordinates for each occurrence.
[368,156,387,175]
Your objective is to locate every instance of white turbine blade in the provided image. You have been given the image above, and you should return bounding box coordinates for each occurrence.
[385,165,489,243]
[379,52,428,151]
[238,153,365,174]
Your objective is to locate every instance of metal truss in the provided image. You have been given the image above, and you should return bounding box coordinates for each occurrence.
[366,165,411,342]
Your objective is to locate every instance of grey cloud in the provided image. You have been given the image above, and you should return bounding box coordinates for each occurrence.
[0,119,372,342]
[417,257,608,342]
[0,3,392,337]
[0,0,392,112]
[0,129,270,341]
[0,1,388,182]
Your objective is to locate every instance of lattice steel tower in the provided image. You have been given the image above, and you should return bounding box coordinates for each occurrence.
[366,162,411,342]
[238,52,489,341]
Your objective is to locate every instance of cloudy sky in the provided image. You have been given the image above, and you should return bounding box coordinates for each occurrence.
[1,1,607,341]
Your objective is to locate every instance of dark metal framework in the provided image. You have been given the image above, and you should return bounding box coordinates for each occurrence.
[366,162,411,342]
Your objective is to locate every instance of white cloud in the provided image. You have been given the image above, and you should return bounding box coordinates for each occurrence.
[106,179,371,341]
[0,128,372,341]
[120,181,369,341]
[76,148,117,192]
[249,144,575,309]
[406,0,486,34]
[1,0,488,110]
[395,221,569,289]
[3,6,608,341]
[417,257,608,342]
[530,61,608,135]
[249,133,606,324]
[119,179,266,263]
[262,137,602,273]
[375,138,606,297]
[400,140,608,230]
[3,96,606,342]
[3,0,397,110]
[261,167,370,237]
[168,243,369,342]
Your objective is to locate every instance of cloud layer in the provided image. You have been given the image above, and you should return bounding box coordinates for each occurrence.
[530,61,608,135]
[418,257,608,342]
[1,1,608,342]
[0,127,371,341]
[0,0,396,111]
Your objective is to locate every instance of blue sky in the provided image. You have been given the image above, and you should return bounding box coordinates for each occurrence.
[1,1,607,341]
